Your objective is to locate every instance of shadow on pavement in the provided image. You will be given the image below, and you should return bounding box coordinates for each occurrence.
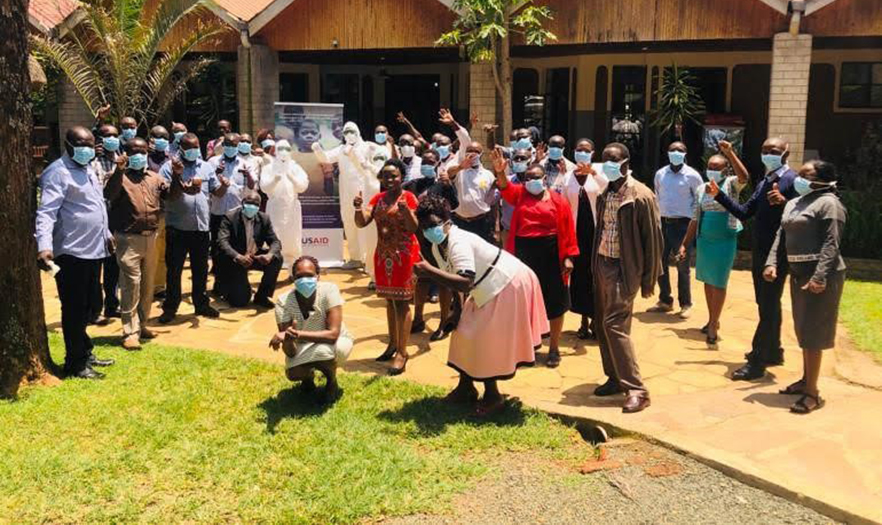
[743,391,795,409]
[258,386,336,434]
[558,383,624,408]
[675,359,745,378]
[378,395,527,436]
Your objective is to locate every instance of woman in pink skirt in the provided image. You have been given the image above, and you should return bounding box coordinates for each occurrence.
[413,195,548,416]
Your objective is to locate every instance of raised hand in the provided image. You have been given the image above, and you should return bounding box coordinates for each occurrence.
[482,123,499,133]
[438,108,456,128]
[459,152,478,171]
[115,152,128,170]
[719,140,733,155]
[171,156,184,176]
[469,112,479,129]
[490,147,507,174]
[396,111,409,124]
[575,162,596,177]
[767,182,786,206]
[219,173,231,187]
[706,179,720,197]
[215,159,226,174]
[240,166,255,188]
[353,190,364,209]
[397,195,409,213]
[96,104,112,121]
[534,142,547,163]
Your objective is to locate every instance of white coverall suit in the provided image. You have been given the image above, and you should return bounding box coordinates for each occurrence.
[313,122,379,279]
[260,140,309,271]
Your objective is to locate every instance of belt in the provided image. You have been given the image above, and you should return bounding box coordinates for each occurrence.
[788,253,821,263]
[662,217,691,223]
[454,211,491,222]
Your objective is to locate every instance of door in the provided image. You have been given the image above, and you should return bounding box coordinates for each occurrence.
[384,75,441,138]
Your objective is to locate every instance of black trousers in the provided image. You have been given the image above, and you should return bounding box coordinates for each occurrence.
[102,254,120,314]
[209,214,225,283]
[55,255,100,372]
[163,227,211,314]
[749,260,788,365]
[453,212,495,244]
[216,252,282,307]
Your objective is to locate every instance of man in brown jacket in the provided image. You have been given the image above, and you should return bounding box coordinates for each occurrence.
[592,142,664,413]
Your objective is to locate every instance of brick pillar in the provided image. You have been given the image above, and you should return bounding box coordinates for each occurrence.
[768,32,812,167]
[237,43,279,135]
[468,62,497,129]
[57,79,93,144]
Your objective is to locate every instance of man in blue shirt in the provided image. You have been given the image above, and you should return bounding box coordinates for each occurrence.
[649,142,703,319]
[36,127,116,379]
[708,137,798,381]
[158,133,227,323]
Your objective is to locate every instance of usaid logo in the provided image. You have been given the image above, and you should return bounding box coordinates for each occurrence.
[302,236,330,245]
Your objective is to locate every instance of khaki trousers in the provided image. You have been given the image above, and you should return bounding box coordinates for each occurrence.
[154,217,167,292]
[594,255,647,395]
[115,231,158,338]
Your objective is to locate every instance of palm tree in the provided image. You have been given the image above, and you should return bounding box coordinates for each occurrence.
[31,0,230,127]
[651,64,706,141]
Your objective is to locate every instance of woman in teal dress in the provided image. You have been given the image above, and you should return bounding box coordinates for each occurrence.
[677,142,748,347]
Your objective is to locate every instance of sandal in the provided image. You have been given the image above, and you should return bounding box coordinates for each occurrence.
[790,393,825,414]
[475,397,506,417]
[700,322,721,335]
[706,335,719,349]
[547,348,561,368]
[779,379,806,396]
[443,388,479,405]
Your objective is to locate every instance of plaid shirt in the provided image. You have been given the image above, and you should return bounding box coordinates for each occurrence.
[598,184,627,258]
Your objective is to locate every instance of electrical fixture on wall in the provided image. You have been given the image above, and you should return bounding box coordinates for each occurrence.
[332,38,339,48]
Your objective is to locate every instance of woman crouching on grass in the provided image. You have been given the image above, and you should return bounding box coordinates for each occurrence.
[413,195,548,416]
[270,256,354,402]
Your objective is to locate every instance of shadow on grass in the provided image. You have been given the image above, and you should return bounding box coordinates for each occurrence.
[377,395,528,436]
[258,386,337,434]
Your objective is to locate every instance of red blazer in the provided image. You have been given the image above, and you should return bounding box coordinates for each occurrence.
[501,183,579,283]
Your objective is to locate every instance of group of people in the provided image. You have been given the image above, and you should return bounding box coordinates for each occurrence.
[36,106,847,416]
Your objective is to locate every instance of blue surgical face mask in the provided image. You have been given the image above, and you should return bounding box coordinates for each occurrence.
[574,150,593,164]
[223,145,238,158]
[423,224,447,245]
[127,153,148,171]
[103,136,120,152]
[510,140,518,150]
[375,132,387,144]
[242,203,260,218]
[153,138,169,152]
[515,138,532,150]
[512,161,528,174]
[762,153,784,172]
[294,276,318,298]
[603,160,625,182]
[121,128,136,141]
[793,176,812,196]
[261,139,275,149]
[182,148,200,162]
[420,164,437,178]
[436,145,450,160]
[238,142,252,155]
[173,131,185,143]
[525,178,545,195]
[548,147,564,161]
[668,150,686,166]
[69,144,95,165]
[706,170,723,184]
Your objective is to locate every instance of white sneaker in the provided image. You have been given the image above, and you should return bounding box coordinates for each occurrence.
[648,301,674,313]
[678,306,693,319]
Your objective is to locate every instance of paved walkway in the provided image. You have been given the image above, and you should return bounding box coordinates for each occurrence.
[41,268,882,523]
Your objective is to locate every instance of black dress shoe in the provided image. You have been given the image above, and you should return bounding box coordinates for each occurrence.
[68,367,105,380]
[766,350,785,367]
[104,309,122,319]
[88,355,115,367]
[158,311,176,324]
[375,345,396,362]
[593,378,624,397]
[731,362,766,381]
[92,315,110,326]
[195,305,220,318]
[410,319,426,334]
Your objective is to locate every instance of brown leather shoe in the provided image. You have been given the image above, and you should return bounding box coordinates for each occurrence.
[622,393,650,413]
[122,335,141,351]
[140,328,157,340]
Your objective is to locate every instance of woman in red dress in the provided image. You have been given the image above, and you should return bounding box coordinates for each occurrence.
[354,159,420,374]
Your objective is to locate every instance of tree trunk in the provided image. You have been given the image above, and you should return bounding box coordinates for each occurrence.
[499,15,513,136]
[0,0,53,398]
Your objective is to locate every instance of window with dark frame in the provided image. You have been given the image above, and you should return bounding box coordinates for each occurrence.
[839,62,882,109]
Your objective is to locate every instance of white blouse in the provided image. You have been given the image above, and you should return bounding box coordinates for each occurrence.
[432,226,524,308]
[561,165,609,224]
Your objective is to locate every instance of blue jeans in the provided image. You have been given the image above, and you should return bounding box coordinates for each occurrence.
[658,218,692,308]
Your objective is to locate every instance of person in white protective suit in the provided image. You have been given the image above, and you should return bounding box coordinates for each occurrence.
[260,140,309,271]
[312,122,379,279]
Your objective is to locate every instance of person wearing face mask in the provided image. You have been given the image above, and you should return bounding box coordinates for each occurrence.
[215,190,282,308]
[119,116,138,144]
[490,149,578,368]
[446,141,498,243]
[398,134,422,182]
[313,121,380,276]
[353,159,421,374]
[104,138,169,350]
[168,122,188,159]
[90,124,123,324]
[158,132,225,323]
[147,125,172,299]
[540,135,577,194]
[561,139,608,340]
[260,139,309,270]
[413,195,547,416]
[373,124,396,157]
[762,160,845,414]
[255,128,276,169]
[270,256,353,403]
[648,142,703,319]
[708,137,798,381]
[209,133,257,294]
[436,108,472,176]
[35,126,115,379]
[592,143,663,413]
[237,132,264,188]
[498,148,532,247]
[206,119,232,159]
[405,151,460,340]
[675,142,748,348]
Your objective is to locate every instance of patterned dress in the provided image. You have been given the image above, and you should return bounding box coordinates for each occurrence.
[369,190,421,300]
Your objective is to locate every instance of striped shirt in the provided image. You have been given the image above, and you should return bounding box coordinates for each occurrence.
[598,185,627,259]
[274,282,351,353]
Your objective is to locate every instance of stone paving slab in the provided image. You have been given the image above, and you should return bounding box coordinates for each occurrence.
[40,267,882,523]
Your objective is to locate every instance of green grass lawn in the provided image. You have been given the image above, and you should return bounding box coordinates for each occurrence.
[841,279,882,362]
[0,335,590,523]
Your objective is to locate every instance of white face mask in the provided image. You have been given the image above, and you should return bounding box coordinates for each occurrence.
[400,145,415,158]
[344,134,357,145]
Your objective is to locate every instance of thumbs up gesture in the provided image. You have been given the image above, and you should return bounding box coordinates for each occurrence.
[706,178,720,197]
[397,195,408,213]
[767,181,785,206]
[353,191,364,209]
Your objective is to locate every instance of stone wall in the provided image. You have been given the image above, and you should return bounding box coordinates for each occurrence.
[767,32,813,167]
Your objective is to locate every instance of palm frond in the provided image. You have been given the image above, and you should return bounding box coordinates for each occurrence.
[30,35,103,116]
[149,57,213,122]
